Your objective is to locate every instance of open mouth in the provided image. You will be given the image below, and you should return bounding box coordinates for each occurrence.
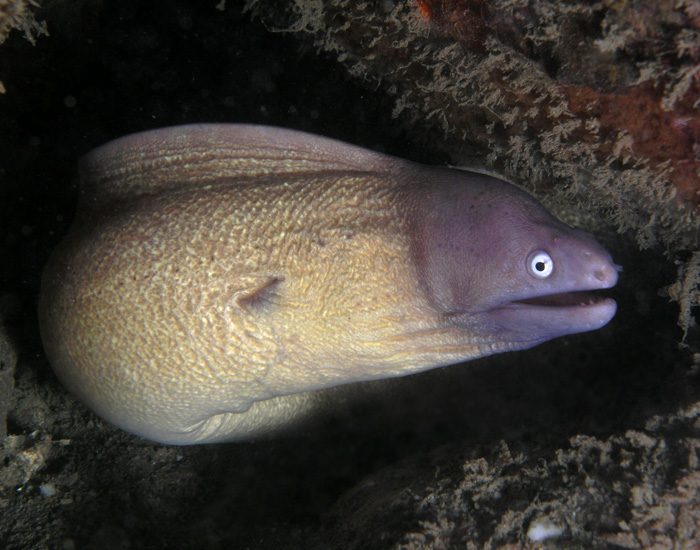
[513,291,609,308]
[484,290,618,341]
[456,289,617,343]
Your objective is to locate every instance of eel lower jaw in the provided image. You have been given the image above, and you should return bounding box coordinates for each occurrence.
[482,291,618,344]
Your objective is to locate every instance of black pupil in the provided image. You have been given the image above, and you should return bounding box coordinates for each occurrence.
[535,261,546,272]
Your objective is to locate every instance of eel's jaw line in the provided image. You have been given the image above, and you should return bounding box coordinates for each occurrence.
[483,291,618,344]
[511,290,612,308]
[506,295,617,329]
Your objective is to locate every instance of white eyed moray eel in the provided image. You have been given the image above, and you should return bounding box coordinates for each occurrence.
[39,124,620,444]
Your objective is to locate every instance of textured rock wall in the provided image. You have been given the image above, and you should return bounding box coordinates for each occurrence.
[248,0,700,246]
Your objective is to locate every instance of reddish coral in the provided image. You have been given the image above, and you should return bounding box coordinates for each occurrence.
[562,81,700,205]
[416,0,700,209]
[416,0,489,52]
[415,0,534,58]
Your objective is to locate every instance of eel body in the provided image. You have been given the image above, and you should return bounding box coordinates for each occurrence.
[39,124,619,444]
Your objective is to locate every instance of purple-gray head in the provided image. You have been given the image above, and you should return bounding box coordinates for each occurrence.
[411,168,619,351]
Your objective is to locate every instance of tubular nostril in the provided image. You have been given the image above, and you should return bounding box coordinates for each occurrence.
[592,263,619,287]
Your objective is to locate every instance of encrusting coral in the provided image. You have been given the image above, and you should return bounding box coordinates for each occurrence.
[0,0,44,45]
[322,407,700,548]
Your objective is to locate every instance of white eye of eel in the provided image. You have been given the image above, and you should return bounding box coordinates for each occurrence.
[528,251,554,278]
